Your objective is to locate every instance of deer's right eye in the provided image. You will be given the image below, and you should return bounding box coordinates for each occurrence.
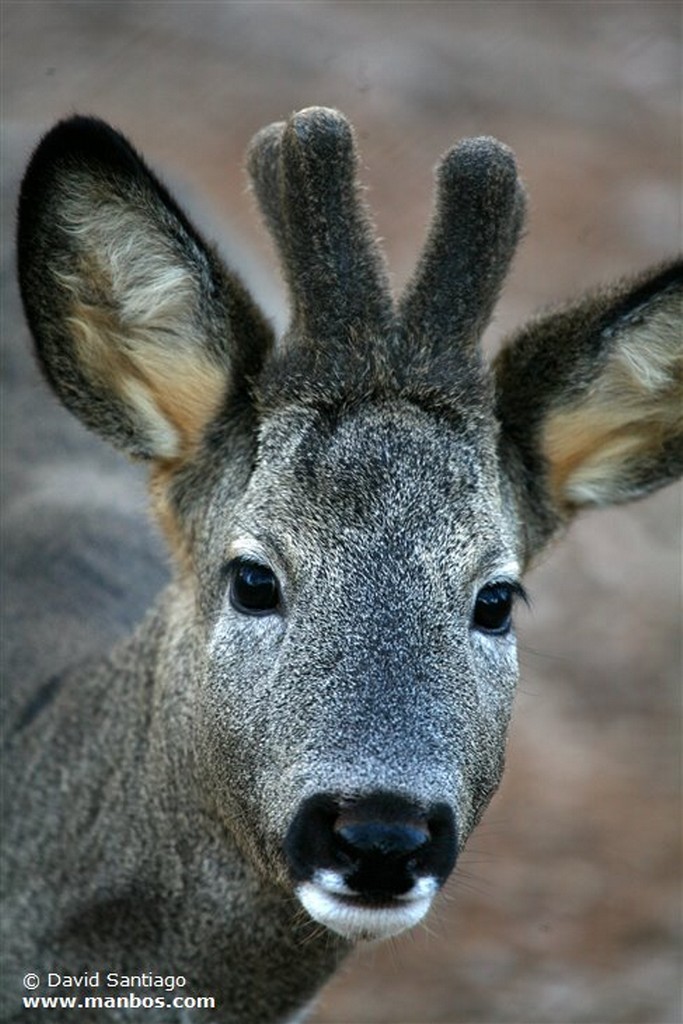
[229,560,281,616]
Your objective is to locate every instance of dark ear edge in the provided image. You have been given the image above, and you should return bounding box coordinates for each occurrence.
[495,259,683,561]
[18,116,274,461]
[18,116,201,253]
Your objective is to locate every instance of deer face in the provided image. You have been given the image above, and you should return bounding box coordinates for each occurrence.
[197,402,522,939]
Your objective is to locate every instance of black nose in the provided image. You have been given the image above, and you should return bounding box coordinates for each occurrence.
[285,791,457,902]
[335,819,428,859]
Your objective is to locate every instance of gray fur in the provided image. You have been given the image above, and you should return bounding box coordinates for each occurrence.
[2,107,681,1022]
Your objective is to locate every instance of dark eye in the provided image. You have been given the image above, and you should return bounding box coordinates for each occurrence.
[473,582,517,635]
[229,560,280,616]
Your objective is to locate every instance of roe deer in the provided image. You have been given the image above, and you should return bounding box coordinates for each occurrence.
[2,107,681,1022]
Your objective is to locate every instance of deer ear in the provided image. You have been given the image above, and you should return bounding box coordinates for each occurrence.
[18,117,273,461]
[495,261,682,557]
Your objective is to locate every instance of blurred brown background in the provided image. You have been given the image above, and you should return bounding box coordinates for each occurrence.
[2,3,680,1022]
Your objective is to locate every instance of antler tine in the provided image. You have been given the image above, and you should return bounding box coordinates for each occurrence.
[247,107,393,341]
[399,137,526,355]
[247,121,287,252]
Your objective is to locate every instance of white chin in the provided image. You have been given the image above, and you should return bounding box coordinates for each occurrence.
[297,874,437,942]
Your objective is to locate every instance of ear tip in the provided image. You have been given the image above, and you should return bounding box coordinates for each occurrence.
[19,116,145,227]
[33,113,117,146]
[24,115,135,176]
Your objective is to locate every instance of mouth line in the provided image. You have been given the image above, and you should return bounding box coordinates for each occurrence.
[331,890,424,910]
[334,893,403,910]
[296,877,437,940]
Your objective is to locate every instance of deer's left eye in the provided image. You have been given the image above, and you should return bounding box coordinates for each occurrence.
[473,582,522,635]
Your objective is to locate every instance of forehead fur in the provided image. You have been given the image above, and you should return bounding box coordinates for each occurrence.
[248,400,509,560]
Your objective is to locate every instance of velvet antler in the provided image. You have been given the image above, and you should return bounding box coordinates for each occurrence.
[248,107,393,343]
[250,113,526,415]
[399,138,526,356]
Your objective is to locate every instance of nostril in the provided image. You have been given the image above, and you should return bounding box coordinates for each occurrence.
[335,821,429,860]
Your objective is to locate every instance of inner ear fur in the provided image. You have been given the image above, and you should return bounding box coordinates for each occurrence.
[495,260,682,555]
[18,116,273,461]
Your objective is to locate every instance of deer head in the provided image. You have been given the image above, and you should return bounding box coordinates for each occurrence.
[17,107,682,945]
